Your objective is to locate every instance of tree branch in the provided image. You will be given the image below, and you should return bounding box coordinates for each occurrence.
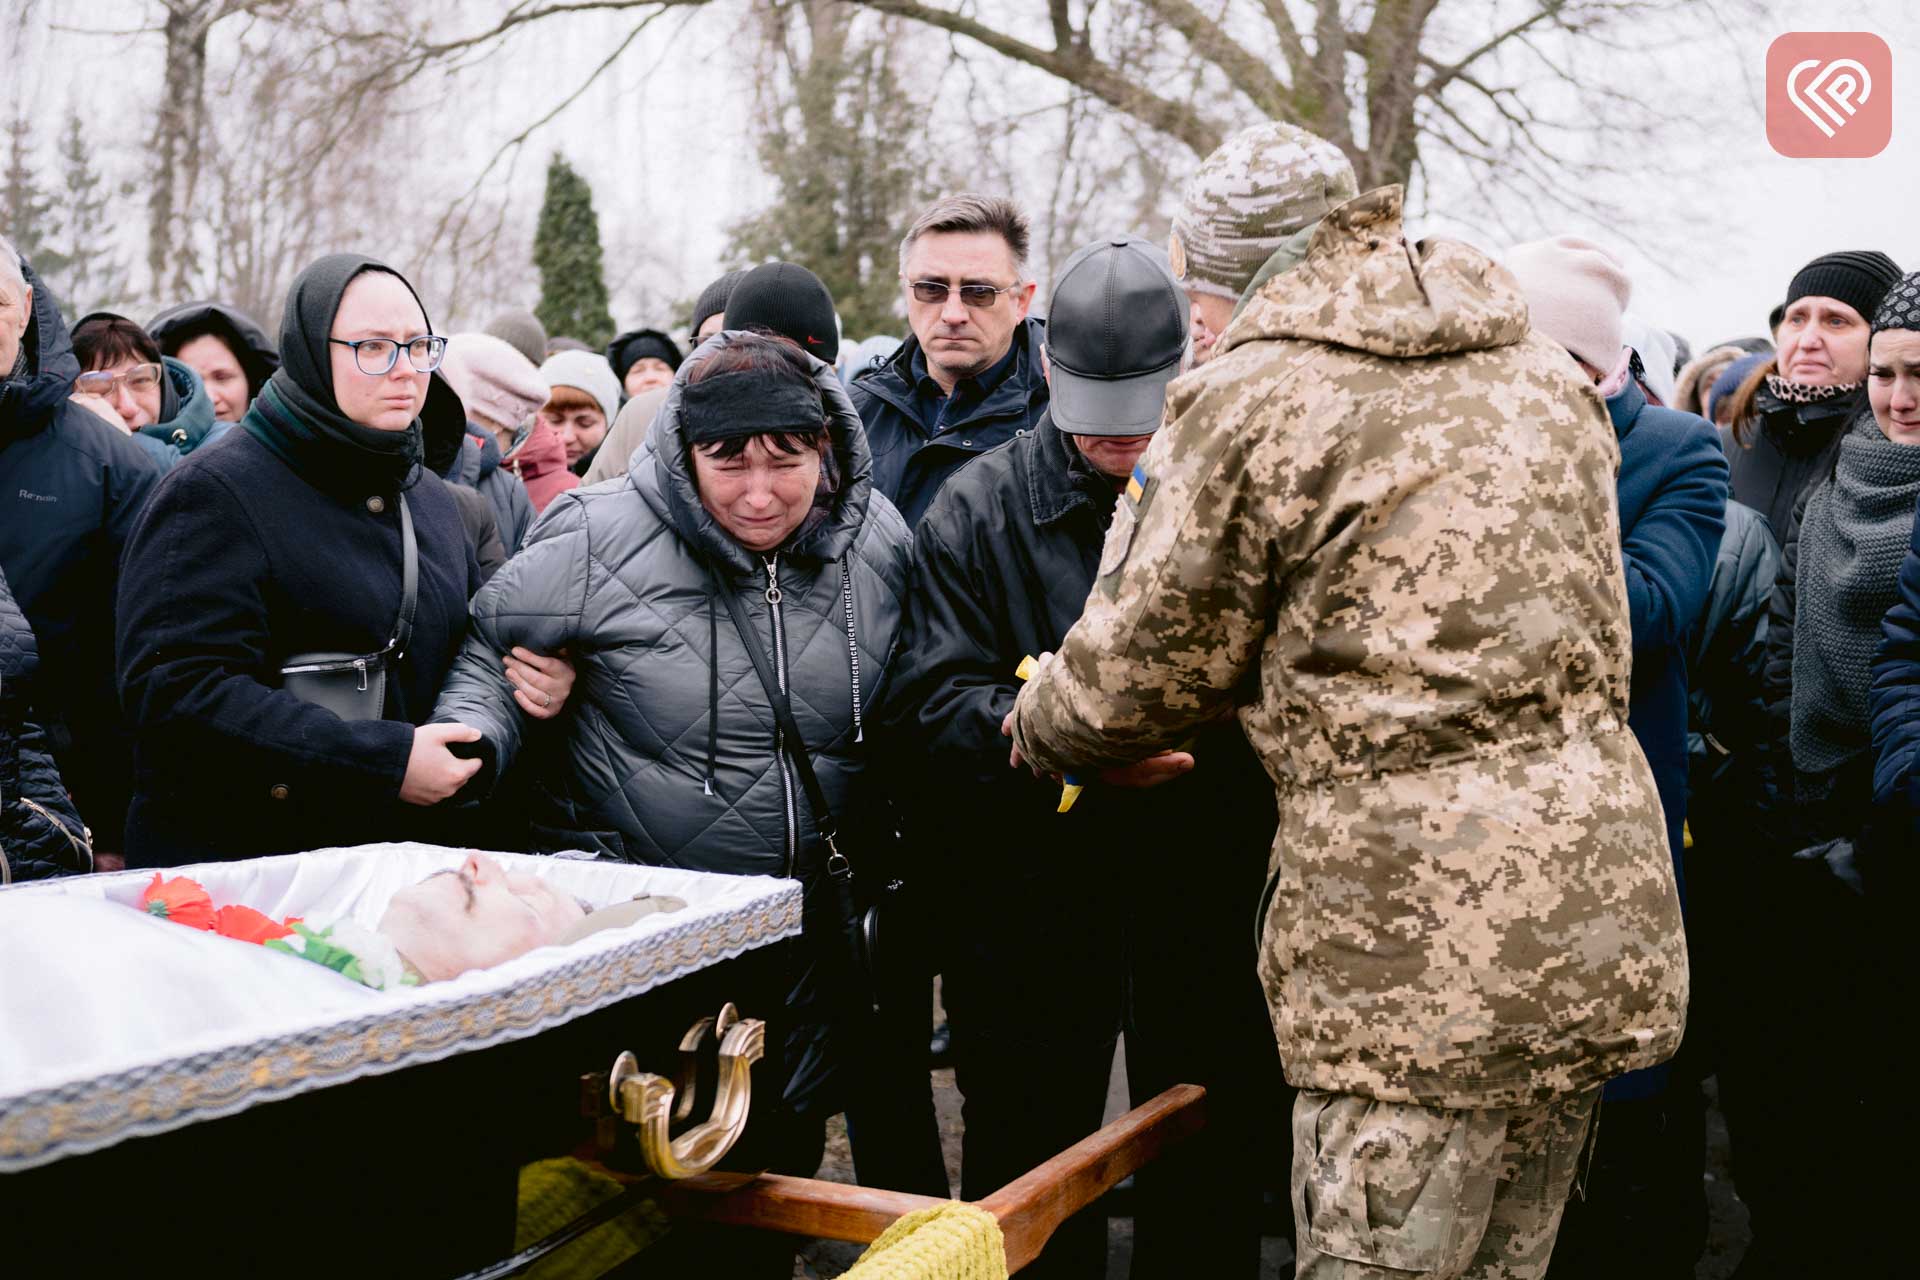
[846,0,1224,155]
[1142,0,1289,117]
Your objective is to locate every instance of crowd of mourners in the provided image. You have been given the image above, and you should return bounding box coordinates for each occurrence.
[2,117,1915,1279]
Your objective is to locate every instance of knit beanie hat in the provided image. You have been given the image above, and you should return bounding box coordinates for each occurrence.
[482,308,549,367]
[1169,122,1358,301]
[1503,236,1633,370]
[726,261,840,364]
[690,269,749,340]
[1786,250,1902,325]
[538,349,622,425]
[1871,270,1920,334]
[441,333,549,433]
[606,328,683,383]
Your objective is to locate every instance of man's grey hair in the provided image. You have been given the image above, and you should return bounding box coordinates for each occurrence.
[0,232,26,300]
[898,193,1032,283]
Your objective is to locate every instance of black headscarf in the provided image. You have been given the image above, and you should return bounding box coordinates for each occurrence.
[241,253,430,497]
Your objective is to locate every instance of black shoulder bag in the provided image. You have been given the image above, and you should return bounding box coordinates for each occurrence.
[710,561,899,1017]
[279,493,418,721]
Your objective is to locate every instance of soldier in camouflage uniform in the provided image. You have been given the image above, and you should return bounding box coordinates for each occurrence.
[1007,123,1689,1279]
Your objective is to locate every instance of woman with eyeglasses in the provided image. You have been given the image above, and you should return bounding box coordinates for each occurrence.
[116,254,575,867]
[69,311,227,473]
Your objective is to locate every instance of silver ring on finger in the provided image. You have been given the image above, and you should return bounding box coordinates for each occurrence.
[541,691,553,709]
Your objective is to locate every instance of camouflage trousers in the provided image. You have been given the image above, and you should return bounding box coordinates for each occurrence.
[1291,1087,1598,1279]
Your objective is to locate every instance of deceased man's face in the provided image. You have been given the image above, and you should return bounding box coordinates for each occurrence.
[377,853,587,982]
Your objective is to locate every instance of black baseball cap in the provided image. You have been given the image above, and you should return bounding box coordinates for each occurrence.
[1045,237,1189,436]
[725,261,839,364]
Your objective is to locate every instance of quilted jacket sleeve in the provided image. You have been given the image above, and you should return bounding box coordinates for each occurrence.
[2,568,92,880]
[1870,502,1920,814]
[432,492,593,789]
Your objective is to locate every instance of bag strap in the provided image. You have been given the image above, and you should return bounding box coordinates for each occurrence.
[390,493,419,659]
[708,561,850,880]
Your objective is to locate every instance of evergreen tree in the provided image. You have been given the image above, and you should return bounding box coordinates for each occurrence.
[532,155,616,349]
[52,111,130,316]
[728,4,930,338]
[1,109,66,283]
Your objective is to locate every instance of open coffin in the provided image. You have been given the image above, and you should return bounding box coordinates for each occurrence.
[0,843,802,1275]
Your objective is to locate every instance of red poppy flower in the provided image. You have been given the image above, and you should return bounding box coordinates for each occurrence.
[212,905,294,945]
[140,874,215,930]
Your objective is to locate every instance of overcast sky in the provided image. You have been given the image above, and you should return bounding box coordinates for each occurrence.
[7,0,1915,349]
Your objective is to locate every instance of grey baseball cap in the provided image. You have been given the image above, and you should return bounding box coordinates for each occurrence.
[1044,237,1190,436]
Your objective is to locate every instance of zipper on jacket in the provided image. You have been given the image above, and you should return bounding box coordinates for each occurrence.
[840,559,863,743]
[765,554,799,877]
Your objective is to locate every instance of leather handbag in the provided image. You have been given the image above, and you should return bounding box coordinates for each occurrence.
[710,561,903,1017]
[278,494,417,722]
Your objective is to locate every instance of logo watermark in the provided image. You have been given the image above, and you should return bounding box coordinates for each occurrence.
[1767,33,1891,158]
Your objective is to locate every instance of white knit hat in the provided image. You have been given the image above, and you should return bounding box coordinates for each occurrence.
[1503,236,1633,370]
[538,349,622,426]
[440,333,549,433]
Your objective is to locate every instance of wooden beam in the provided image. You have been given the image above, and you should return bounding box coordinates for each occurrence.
[631,1085,1208,1271]
[654,1171,947,1244]
[979,1084,1208,1273]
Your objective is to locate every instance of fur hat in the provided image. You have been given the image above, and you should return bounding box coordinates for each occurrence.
[440,333,549,433]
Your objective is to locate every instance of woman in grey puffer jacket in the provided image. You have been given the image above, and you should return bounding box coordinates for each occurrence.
[434,331,943,1193]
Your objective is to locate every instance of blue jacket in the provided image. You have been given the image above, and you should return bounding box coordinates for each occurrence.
[1609,378,1730,895]
[0,259,162,848]
[136,356,231,460]
[848,316,1048,527]
[1869,499,1920,837]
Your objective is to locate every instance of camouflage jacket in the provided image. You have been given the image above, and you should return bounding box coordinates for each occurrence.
[1010,187,1688,1109]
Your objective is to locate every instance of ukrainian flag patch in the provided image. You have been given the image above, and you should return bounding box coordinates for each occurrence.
[1124,463,1147,506]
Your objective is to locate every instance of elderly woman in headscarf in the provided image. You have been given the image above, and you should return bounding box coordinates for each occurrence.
[1721,270,1920,1280]
[117,254,575,868]
[432,329,945,1197]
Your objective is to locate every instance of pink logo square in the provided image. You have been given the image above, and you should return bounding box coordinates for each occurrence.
[1767,33,1892,158]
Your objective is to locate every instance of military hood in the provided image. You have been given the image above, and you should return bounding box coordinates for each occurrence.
[1,260,82,442]
[636,329,872,578]
[1222,185,1529,361]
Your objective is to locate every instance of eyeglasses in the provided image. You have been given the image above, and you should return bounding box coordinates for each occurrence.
[329,334,447,376]
[75,363,163,399]
[907,280,1021,309]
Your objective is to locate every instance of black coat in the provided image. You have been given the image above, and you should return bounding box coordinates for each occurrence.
[1687,500,1779,811]
[1869,501,1920,837]
[0,259,162,847]
[1,564,91,880]
[1722,383,1856,544]
[849,316,1048,528]
[889,412,1277,1046]
[116,430,479,865]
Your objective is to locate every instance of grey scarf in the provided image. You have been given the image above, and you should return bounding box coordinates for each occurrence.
[1790,407,1920,772]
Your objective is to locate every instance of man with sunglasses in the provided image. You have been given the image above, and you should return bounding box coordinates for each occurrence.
[849,193,1048,527]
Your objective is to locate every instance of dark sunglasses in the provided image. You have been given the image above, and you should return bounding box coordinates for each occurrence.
[908,280,1020,309]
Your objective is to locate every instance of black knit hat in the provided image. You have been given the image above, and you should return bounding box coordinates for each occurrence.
[1872,270,1920,334]
[1786,250,1902,324]
[690,269,748,340]
[605,327,682,382]
[725,261,839,364]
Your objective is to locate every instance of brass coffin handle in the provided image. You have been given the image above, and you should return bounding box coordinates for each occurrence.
[607,1002,767,1180]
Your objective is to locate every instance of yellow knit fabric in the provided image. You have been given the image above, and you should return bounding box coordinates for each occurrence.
[840,1202,1010,1280]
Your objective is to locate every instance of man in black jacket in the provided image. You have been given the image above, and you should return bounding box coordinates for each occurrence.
[1,239,162,858]
[849,193,1048,527]
[892,238,1281,1278]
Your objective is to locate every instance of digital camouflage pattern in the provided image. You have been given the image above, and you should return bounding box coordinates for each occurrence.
[1292,1087,1598,1278]
[1169,120,1358,300]
[1012,185,1688,1109]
